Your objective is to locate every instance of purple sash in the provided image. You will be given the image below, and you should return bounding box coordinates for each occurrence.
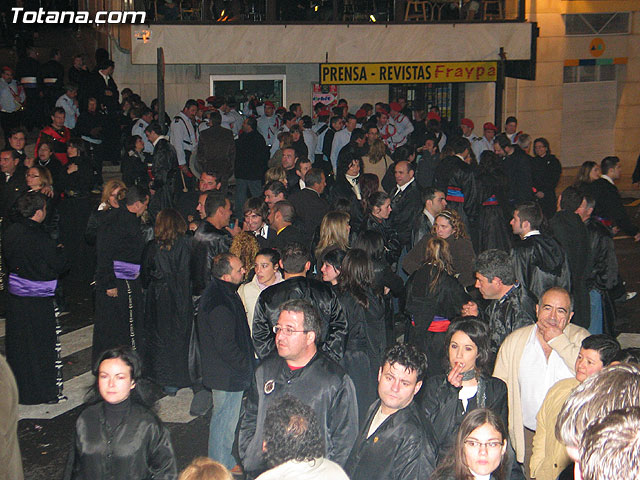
[8,273,57,297]
[113,261,141,280]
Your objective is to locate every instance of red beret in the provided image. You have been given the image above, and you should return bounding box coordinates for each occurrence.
[483,122,498,131]
[2,66,14,74]
[427,111,441,121]
[355,109,367,119]
[263,101,275,108]
[389,102,402,112]
[206,96,216,104]
[276,106,286,114]
[461,118,474,129]
[317,109,331,117]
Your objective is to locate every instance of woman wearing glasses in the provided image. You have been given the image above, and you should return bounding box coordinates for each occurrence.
[431,408,521,480]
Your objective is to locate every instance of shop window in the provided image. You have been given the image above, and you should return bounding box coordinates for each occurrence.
[564,13,630,35]
[209,74,286,112]
[563,64,617,83]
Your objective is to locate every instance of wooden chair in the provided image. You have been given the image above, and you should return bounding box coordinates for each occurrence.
[179,0,202,20]
[404,0,431,21]
[482,0,502,20]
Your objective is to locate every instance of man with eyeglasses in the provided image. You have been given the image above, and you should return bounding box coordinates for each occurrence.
[239,298,358,479]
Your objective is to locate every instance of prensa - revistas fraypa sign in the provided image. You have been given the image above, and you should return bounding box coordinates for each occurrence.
[320,62,498,85]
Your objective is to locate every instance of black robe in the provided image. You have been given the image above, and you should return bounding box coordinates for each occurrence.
[476,169,512,252]
[3,217,67,404]
[149,138,179,219]
[549,211,592,328]
[404,264,470,378]
[530,153,561,219]
[93,207,146,364]
[142,235,193,388]
[337,289,386,425]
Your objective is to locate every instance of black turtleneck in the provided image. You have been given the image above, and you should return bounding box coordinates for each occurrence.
[104,396,131,429]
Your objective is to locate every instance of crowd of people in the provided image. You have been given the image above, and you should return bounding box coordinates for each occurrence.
[2,47,640,480]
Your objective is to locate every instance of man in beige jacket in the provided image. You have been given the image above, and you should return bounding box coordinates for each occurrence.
[493,287,590,477]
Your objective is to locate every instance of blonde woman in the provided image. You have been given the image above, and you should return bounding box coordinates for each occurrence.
[314,210,351,267]
[361,138,392,188]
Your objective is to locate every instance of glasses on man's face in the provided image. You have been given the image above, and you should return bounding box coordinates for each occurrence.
[273,325,308,336]
[464,440,503,450]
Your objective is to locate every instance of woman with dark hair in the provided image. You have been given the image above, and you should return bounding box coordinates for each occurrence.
[421,318,508,459]
[431,408,517,480]
[361,191,402,266]
[531,138,562,219]
[58,138,94,282]
[238,248,282,333]
[288,124,308,162]
[329,152,365,231]
[36,140,63,188]
[320,248,346,287]
[405,237,470,378]
[358,173,380,211]
[121,135,149,187]
[337,248,385,424]
[475,151,512,252]
[142,208,193,395]
[64,347,178,479]
[353,230,404,344]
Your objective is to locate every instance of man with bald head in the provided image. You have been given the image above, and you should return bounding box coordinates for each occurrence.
[389,160,422,260]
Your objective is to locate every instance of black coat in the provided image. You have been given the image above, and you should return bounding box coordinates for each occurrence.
[238,352,358,476]
[434,154,480,234]
[411,212,433,249]
[389,180,422,248]
[190,221,232,297]
[151,138,178,190]
[269,223,306,252]
[585,217,618,292]
[475,169,512,252]
[329,176,365,231]
[86,71,119,113]
[338,289,386,424]
[530,153,561,218]
[59,155,93,194]
[252,276,347,362]
[0,166,27,220]
[362,213,402,266]
[503,146,534,206]
[416,151,439,190]
[481,283,537,355]
[196,125,236,181]
[549,211,592,328]
[234,129,269,180]
[346,400,438,480]
[64,401,177,480]
[142,236,194,388]
[197,277,254,392]
[289,188,330,246]
[587,177,639,236]
[510,233,571,301]
[421,375,508,459]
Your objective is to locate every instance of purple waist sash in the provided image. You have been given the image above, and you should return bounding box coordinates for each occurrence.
[8,273,57,297]
[113,261,141,280]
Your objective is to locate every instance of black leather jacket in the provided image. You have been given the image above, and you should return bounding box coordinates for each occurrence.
[238,352,358,477]
[190,221,232,296]
[585,217,618,292]
[252,276,347,362]
[346,399,438,480]
[64,401,177,480]
[362,213,402,266]
[511,233,571,301]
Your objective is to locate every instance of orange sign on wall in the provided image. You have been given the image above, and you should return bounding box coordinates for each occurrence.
[590,38,605,57]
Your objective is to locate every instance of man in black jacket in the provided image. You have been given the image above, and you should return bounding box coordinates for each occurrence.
[0,149,27,222]
[510,201,571,300]
[410,187,446,248]
[198,253,254,470]
[252,242,347,362]
[266,200,305,251]
[587,155,640,241]
[145,122,179,219]
[234,116,269,219]
[288,168,329,246]
[549,187,593,329]
[239,299,357,477]
[494,133,533,208]
[346,343,438,480]
[462,249,537,355]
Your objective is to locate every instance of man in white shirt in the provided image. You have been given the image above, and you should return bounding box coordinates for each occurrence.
[131,107,154,155]
[493,287,589,477]
[257,101,279,148]
[330,114,356,173]
[389,102,414,150]
[55,85,80,130]
[460,117,475,143]
[170,99,199,180]
[471,122,497,161]
[345,343,438,480]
